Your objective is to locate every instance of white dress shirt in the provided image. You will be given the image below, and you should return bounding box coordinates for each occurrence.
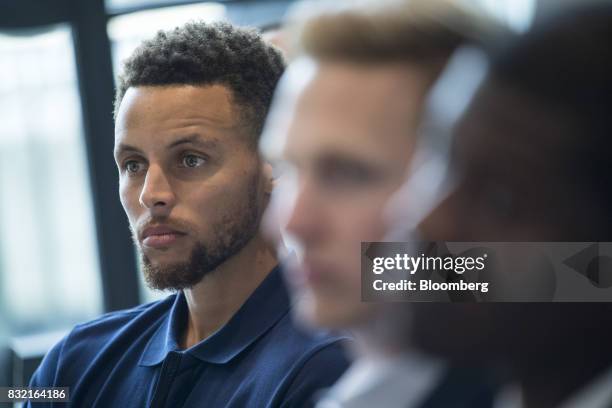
[316,352,444,408]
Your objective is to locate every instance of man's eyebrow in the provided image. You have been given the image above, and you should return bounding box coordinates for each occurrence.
[168,134,219,149]
[114,135,219,157]
[317,152,374,168]
[114,143,143,157]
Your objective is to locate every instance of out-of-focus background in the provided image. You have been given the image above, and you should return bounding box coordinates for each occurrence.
[0,0,583,394]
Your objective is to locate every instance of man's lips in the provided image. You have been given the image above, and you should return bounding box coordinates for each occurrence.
[141,225,187,248]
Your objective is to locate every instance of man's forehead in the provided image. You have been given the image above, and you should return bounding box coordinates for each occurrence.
[302,61,428,109]
[283,105,415,173]
[114,84,248,150]
[115,85,238,131]
[260,58,424,165]
[285,65,421,152]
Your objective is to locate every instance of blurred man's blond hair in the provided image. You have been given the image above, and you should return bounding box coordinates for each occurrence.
[291,0,502,80]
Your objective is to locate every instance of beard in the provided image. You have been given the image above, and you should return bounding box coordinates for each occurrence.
[137,175,262,291]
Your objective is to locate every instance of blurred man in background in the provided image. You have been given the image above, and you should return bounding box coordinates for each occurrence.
[28,21,349,407]
[260,1,501,406]
[390,3,612,407]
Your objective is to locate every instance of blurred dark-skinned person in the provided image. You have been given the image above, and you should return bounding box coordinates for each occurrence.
[385,3,612,408]
[260,1,503,406]
[27,21,350,408]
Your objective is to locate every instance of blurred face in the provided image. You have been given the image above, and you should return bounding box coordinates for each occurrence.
[269,61,430,328]
[408,81,606,366]
[114,85,268,290]
[419,82,575,242]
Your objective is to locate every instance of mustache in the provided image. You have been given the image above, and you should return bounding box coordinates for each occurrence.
[131,216,195,241]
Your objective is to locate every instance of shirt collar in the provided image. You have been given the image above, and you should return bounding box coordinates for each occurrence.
[317,352,445,408]
[139,265,289,366]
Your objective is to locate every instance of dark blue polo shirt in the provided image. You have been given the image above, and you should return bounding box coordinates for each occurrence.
[27,266,350,407]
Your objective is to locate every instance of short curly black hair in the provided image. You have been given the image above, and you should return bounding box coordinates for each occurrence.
[114,21,285,144]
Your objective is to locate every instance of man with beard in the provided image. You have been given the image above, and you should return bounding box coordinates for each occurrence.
[27,21,349,408]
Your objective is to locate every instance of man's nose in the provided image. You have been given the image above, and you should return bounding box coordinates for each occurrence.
[139,164,176,217]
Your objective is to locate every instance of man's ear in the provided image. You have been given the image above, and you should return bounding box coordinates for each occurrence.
[262,161,275,195]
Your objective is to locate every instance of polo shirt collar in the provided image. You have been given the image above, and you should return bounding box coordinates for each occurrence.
[139,265,289,366]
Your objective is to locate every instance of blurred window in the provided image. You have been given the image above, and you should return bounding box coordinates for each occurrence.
[474,0,536,32]
[0,25,103,337]
[108,3,227,75]
[106,0,208,12]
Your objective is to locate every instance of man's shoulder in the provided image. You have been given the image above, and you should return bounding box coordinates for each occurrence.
[29,294,177,388]
[71,294,175,336]
[59,294,176,356]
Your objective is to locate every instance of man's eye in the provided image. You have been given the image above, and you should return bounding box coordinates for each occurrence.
[321,166,373,187]
[181,154,206,168]
[125,160,143,174]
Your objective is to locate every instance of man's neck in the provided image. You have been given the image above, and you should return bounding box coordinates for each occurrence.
[180,233,278,349]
